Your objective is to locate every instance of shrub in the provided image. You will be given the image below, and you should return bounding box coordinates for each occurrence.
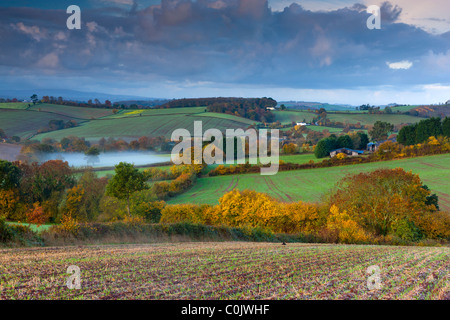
[160,204,210,224]
[328,168,436,237]
[0,217,12,242]
[326,205,369,244]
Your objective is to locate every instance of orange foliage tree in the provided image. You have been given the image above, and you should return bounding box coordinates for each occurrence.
[26,202,49,227]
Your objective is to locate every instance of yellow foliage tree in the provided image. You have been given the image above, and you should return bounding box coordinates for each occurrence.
[64,185,85,221]
[0,189,20,219]
[326,205,369,243]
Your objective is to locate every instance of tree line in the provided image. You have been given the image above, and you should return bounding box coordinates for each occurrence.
[157,97,277,122]
[161,168,449,244]
[398,117,450,146]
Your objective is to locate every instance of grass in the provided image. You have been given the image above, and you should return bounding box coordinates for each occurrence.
[169,153,450,211]
[390,105,419,113]
[5,222,54,233]
[274,110,424,126]
[0,102,31,110]
[1,242,449,299]
[305,125,343,133]
[279,153,317,164]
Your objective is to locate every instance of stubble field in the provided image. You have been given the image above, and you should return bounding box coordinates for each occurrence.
[1,242,449,300]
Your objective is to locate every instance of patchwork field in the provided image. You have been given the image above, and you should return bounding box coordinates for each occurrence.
[169,154,450,211]
[34,114,256,142]
[1,242,449,300]
[27,104,115,119]
[0,103,257,142]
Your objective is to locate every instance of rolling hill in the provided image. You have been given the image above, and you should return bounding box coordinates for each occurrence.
[0,103,258,142]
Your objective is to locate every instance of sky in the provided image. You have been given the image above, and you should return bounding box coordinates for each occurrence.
[0,0,449,105]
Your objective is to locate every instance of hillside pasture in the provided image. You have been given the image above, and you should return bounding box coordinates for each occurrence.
[108,107,208,118]
[33,112,257,142]
[0,102,31,110]
[0,109,79,139]
[274,110,424,126]
[28,104,115,119]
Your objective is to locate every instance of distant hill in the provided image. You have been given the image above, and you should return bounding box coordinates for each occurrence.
[406,105,450,118]
[115,99,170,107]
[0,89,164,104]
[279,101,355,111]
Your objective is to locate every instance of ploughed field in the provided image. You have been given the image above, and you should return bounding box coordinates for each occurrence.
[1,242,449,300]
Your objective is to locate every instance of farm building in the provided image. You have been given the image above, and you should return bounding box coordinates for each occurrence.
[330,148,364,158]
[367,137,397,152]
[296,122,309,126]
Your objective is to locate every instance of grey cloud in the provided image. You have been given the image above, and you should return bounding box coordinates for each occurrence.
[0,0,449,91]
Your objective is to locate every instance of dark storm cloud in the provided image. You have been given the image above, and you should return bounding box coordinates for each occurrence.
[0,0,449,90]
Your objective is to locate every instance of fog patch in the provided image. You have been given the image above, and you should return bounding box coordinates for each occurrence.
[42,151,171,168]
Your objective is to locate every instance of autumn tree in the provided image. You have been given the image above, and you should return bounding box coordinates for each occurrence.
[63,185,86,221]
[282,143,297,154]
[0,161,22,219]
[76,170,108,220]
[328,168,437,238]
[369,121,394,141]
[375,141,401,160]
[27,160,74,203]
[0,160,21,190]
[106,162,147,216]
[26,202,49,227]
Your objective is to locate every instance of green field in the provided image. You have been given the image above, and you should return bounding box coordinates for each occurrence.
[34,113,256,142]
[91,164,172,178]
[0,102,31,110]
[1,242,449,299]
[169,154,450,211]
[0,103,258,142]
[390,105,419,113]
[108,107,209,118]
[306,125,343,133]
[28,104,115,119]
[5,222,54,233]
[0,109,80,139]
[274,110,423,126]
